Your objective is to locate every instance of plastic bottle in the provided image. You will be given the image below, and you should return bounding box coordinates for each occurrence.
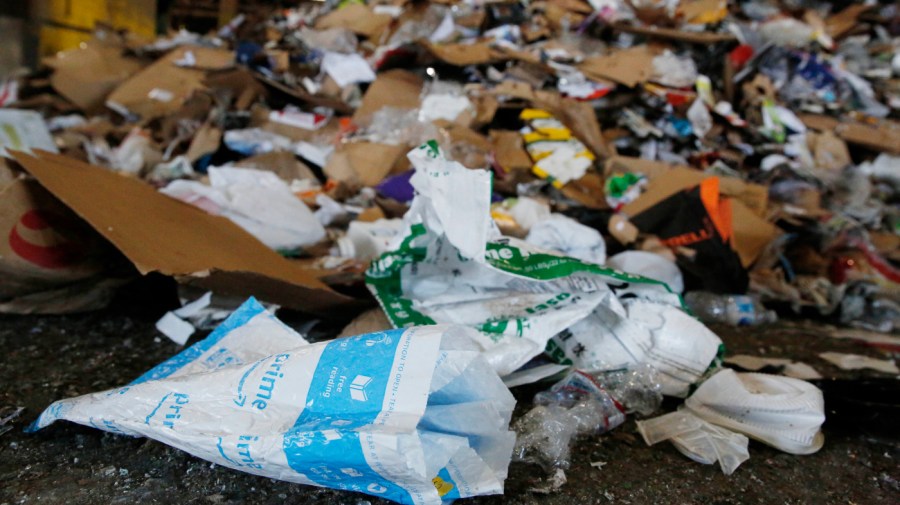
[512,371,626,470]
[334,219,405,262]
[683,292,777,326]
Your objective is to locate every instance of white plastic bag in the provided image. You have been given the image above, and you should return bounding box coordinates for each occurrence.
[161,166,326,251]
[367,142,716,387]
[30,298,516,505]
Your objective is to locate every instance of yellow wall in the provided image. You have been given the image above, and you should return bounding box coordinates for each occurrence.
[37,0,157,56]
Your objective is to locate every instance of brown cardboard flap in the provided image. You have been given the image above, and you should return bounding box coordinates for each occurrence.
[45,39,146,112]
[490,130,533,172]
[354,69,423,121]
[106,46,233,120]
[234,151,318,182]
[426,42,497,66]
[621,165,769,217]
[324,142,409,188]
[826,4,875,39]
[578,45,658,88]
[731,199,779,268]
[12,151,356,313]
[315,4,393,39]
[799,114,900,154]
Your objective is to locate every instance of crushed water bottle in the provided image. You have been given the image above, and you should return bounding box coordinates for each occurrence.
[684,291,778,326]
[513,371,626,470]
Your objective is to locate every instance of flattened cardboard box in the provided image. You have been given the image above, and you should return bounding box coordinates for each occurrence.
[12,151,358,314]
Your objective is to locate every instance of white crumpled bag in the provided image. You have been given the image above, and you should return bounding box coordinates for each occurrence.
[366,142,721,392]
[161,166,325,251]
[30,298,516,505]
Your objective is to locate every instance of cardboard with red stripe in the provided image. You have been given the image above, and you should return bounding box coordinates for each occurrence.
[0,160,121,313]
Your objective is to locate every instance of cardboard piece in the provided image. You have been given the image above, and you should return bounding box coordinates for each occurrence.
[0,162,120,313]
[578,45,658,88]
[254,73,354,115]
[204,68,267,110]
[184,123,222,163]
[426,42,497,66]
[353,69,424,121]
[610,22,737,44]
[799,114,900,155]
[826,5,875,40]
[678,0,728,25]
[315,4,393,39]
[106,46,234,120]
[324,142,409,188]
[12,151,357,314]
[490,130,533,172]
[44,39,146,112]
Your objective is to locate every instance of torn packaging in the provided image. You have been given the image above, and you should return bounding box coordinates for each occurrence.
[11,151,357,314]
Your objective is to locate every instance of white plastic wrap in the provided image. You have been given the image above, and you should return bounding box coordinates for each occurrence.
[161,166,326,251]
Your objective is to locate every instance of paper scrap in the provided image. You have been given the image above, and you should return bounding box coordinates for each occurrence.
[819,352,899,374]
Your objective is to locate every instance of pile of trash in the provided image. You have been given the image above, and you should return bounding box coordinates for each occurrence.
[2,0,898,503]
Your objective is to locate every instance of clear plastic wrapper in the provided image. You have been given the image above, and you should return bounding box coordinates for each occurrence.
[513,371,625,470]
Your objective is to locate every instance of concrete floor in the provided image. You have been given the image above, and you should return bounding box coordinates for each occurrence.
[0,307,898,505]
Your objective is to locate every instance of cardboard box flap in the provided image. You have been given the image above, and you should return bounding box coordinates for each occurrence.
[354,69,423,121]
[106,46,233,120]
[315,4,393,39]
[426,41,497,66]
[578,44,658,88]
[44,39,146,112]
[800,114,900,154]
[12,151,356,313]
[826,5,875,39]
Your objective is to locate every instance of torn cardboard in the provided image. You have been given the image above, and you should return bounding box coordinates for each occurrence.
[12,150,358,314]
[426,41,497,66]
[799,114,900,155]
[315,4,393,40]
[44,38,146,112]
[234,151,318,183]
[324,142,409,188]
[579,45,658,88]
[354,69,424,121]
[106,46,234,120]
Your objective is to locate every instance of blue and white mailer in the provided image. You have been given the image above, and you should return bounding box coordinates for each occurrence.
[29,298,517,505]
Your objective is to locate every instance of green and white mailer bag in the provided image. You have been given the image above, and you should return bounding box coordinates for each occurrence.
[29,298,516,505]
[366,142,722,397]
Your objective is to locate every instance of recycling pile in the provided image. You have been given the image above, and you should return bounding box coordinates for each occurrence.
[2,0,899,504]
